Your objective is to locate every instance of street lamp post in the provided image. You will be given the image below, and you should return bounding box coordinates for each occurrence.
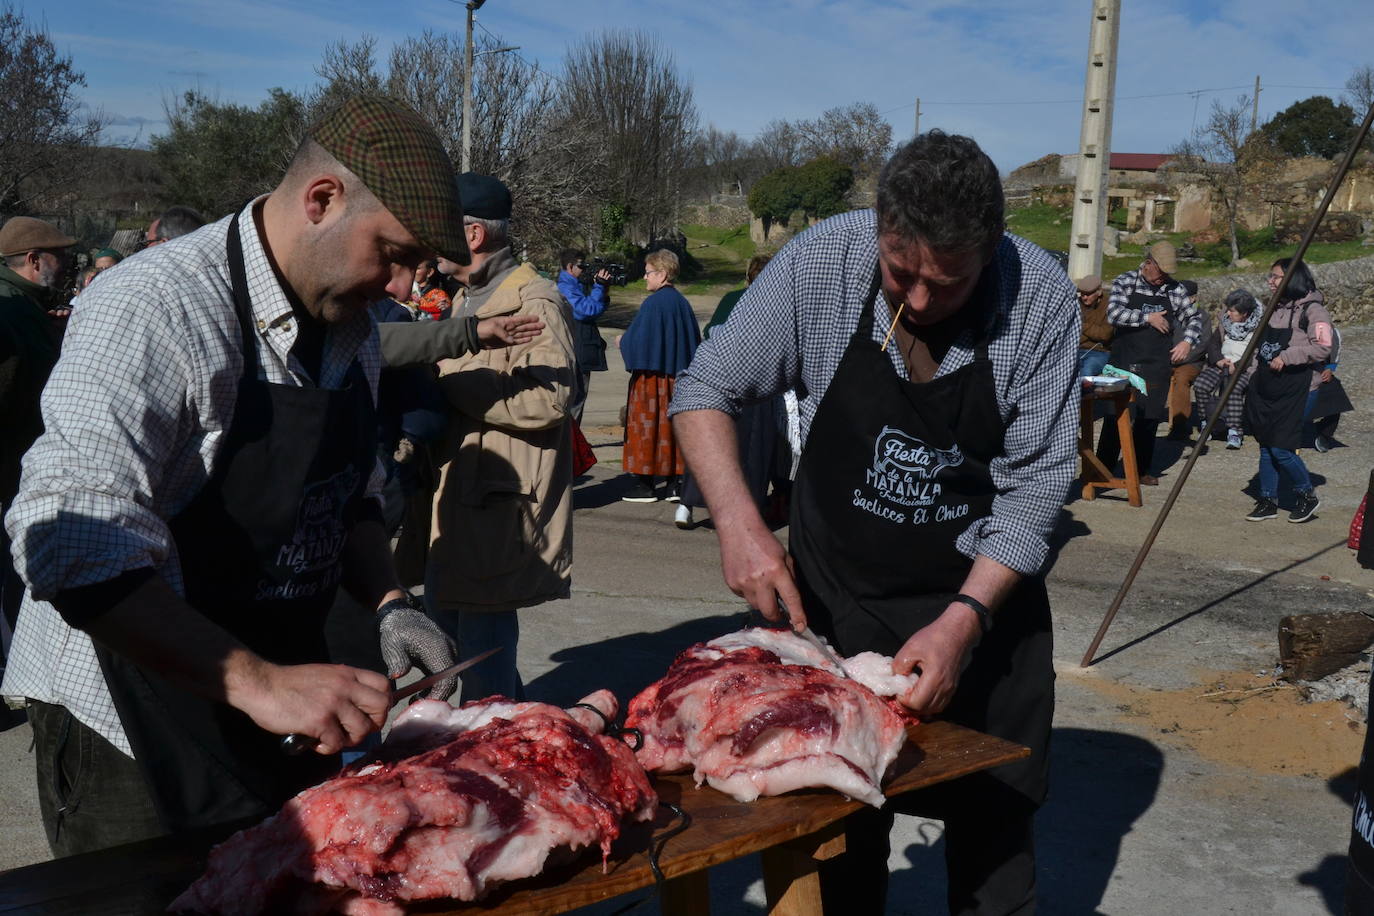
[462,0,485,173]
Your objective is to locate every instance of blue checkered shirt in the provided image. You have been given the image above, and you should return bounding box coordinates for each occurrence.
[669,209,1080,578]
[2,199,384,755]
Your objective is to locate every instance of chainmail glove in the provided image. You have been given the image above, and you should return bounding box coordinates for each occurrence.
[377,603,459,701]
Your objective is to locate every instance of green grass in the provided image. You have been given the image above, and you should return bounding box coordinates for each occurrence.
[617,223,758,298]
[1006,202,1371,279]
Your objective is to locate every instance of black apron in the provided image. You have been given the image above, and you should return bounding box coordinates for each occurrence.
[95,212,377,833]
[788,274,1053,808]
[1107,284,1174,422]
[1244,305,1315,452]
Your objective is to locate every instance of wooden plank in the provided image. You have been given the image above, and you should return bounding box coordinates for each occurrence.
[1279,612,1374,681]
[0,720,1028,915]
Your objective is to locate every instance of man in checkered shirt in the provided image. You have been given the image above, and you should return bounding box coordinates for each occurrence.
[671,131,1079,915]
[1,96,539,856]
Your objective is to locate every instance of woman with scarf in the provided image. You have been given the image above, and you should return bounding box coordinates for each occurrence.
[1194,289,1263,450]
[1243,258,1333,523]
[618,249,701,502]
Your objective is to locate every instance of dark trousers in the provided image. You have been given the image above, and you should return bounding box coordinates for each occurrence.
[569,369,592,424]
[819,782,1039,916]
[29,700,164,858]
[1096,417,1160,474]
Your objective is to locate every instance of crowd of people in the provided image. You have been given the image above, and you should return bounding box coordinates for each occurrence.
[0,90,1367,916]
[1074,241,1352,523]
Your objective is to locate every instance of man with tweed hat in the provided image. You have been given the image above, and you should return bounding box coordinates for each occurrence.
[0,216,77,702]
[1,96,538,854]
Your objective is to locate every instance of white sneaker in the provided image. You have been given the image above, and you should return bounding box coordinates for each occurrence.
[674,504,693,529]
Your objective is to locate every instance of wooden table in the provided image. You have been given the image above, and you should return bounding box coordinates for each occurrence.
[0,721,1027,916]
[1079,385,1143,507]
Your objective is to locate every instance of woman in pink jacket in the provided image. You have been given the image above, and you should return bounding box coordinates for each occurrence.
[1243,257,1333,524]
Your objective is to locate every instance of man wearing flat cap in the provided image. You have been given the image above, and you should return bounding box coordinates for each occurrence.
[1074,273,1111,378]
[419,173,577,703]
[0,216,76,693]
[2,96,539,855]
[1096,240,1202,485]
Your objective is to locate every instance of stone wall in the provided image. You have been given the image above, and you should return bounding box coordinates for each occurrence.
[681,194,750,229]
[1193,254,1374,324]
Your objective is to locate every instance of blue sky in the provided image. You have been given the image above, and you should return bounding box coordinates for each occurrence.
[28,0,1374,173]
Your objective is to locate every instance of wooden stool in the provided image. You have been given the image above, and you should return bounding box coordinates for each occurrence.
[1079,386,1143,506]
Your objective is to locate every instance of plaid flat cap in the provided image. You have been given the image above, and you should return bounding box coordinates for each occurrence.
[312,95,470,265]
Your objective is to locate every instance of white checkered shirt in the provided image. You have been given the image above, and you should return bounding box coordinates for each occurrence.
[670,209,1081,577]
[2,199,384,755]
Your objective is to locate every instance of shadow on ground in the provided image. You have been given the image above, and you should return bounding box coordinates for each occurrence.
[1299,766,1358,915]
[525,613,746,707]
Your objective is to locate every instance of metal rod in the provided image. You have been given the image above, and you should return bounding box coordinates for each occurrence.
[1079,99,1374,668]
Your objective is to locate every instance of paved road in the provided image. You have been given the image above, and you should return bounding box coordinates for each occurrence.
[2,318,1370,915]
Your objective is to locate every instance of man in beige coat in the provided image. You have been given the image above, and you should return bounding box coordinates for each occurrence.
[430,174,576,701]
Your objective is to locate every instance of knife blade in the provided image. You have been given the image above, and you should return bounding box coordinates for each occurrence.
[775,597,850,678]
[280,647,502,756]
[794,624,852,678]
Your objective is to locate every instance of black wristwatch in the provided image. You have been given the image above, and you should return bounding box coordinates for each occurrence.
[951,594,993,634]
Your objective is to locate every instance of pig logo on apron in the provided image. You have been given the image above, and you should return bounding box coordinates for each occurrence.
[863,425,963,510]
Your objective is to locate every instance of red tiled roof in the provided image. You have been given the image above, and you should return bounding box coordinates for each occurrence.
[1109,153,1171,171]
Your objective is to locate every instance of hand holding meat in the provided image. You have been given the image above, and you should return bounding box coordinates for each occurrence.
[174,691,655,915]
[892,605,982,718]
[377,605,460,700]
[718,521,808,630]
[477,313,544,348]
[229,660,391,755]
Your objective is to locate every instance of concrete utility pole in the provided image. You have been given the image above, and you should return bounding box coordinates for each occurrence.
[462,0,486,173]
[1251,75,1262,135]
[913,98,922,137]
[1067,0,1121,283]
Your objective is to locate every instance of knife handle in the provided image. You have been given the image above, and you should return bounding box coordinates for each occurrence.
[280,733,319,756]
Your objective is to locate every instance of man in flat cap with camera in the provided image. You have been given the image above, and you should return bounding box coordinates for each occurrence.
[422,173,577,703]
[2,96,538,855]
[0,216,77,698]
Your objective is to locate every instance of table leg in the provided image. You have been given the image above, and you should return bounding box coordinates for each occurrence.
[1079,398,1098,501]
[761,823,846,916]
[1117,396,1143,507]
[660,869,710,916]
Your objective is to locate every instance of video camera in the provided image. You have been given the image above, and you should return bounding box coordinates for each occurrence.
[578,257,628,287]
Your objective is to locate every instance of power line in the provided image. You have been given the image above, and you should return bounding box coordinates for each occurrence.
[472,17,564,85]
[879,84,1253,114]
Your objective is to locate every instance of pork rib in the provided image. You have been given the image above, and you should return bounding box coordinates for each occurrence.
[172,690,656,915]
[625,629,916,807]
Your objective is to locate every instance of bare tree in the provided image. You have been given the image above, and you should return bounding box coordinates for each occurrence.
[1167,95,1280,265]
[308,31,600,261]
[796,102,893,178]
[0,3,104,217]
[1345,64,1374,117]
[557,29,698,245]
[752,119,805,173]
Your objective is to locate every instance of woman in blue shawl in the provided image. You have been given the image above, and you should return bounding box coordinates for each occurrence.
[618,249,700,502]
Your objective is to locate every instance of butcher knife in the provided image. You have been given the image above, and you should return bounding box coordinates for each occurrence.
[794,625,852,678]
[279,647,501,756]
[776,598,851,678]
